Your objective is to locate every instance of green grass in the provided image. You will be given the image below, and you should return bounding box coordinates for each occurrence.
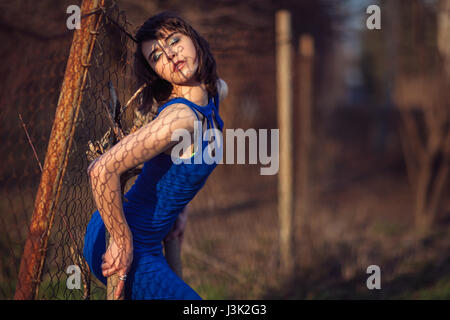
[397,277,450,300]
[194,282,230,300]
[0,279,16,299]
[372,220,407,237]
[38,277,106,300]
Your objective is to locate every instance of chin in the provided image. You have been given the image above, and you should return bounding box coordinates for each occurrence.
[172,73,197,86]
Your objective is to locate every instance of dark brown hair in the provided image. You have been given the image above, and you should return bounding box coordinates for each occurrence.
[133,11,218,117]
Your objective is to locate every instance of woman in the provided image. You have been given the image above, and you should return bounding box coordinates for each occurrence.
[83,11,228,300]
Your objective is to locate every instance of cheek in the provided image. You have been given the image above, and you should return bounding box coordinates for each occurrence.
[184,47,198,72]
[188,45,198,65]
[154,59,172,79]
[193,55,199,69]
[176,40,197,66]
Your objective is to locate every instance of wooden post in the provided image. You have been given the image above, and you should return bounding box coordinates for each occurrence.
[297,34,314,268]
[276,10,294,272]
[14,0,104,300]
[438,0,450,76]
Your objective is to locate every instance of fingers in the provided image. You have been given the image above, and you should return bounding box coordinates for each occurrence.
[102,265,118,278]
[102,260,128,299]
[101,256,111,267]
[101,256,113,275]
[101,243,133,280]
[102,256,124,277]
[115,279,125,300]
[101,252,121,275]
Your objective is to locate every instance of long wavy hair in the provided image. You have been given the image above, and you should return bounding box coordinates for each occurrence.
[133,11,218,119]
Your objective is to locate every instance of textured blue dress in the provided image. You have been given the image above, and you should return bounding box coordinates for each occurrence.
[83,93,224,300]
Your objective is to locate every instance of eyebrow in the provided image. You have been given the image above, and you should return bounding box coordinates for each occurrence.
[148,31,178,61]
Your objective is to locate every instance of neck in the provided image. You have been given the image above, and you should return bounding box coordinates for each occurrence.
[170,82,209,106]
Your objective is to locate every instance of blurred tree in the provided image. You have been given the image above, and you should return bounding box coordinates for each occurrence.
[390,0,449,232]
[361,0,449,232]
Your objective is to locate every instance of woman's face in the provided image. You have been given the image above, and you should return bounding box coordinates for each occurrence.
[141,30,199,86]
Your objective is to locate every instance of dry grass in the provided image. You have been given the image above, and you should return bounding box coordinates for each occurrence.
[180,163,450,299]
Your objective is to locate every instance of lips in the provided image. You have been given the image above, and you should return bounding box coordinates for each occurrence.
[173,60,185,72]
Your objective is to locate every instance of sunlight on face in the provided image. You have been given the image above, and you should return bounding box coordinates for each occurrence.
[142,30,199,86]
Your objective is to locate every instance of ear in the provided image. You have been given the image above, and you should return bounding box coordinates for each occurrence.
[217,78,228,101]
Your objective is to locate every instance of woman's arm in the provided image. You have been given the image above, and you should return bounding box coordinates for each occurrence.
[164,203,189,245]
[88,103,197,251]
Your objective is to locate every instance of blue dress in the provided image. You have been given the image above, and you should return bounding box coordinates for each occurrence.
[83,93,224,300]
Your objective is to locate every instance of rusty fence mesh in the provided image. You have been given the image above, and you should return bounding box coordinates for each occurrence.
[0,2,74,299]
[0,1,139,300]
[37,3,140,300]
[1,0,283,300]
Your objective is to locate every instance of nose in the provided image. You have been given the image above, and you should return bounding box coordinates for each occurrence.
[166,46,177,60]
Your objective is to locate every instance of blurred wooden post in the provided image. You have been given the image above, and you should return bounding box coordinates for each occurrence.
[438,0,450,76]
[297,35,314,268]
[276,10,294,272]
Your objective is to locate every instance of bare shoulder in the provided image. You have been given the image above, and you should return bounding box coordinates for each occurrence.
[156,102,198,132]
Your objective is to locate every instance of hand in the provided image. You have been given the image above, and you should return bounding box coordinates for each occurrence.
[164,206,189,247]
[101,237,133,299]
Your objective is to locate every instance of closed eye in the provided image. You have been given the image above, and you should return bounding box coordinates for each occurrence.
[150,34,180,63]
[169,37,179,46]
[153,51,162,62]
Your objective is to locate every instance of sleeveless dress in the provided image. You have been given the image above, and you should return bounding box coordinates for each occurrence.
[83,93,224,300]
